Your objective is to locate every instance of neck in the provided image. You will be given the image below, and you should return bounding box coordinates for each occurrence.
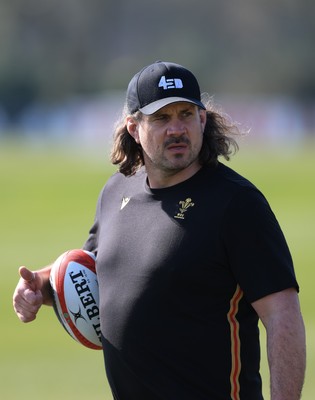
[146,162,202,189]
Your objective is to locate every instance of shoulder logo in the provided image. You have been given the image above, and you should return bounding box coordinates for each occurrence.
[120,197,130,210]
[158,76,183,90]
[174,198,194,220]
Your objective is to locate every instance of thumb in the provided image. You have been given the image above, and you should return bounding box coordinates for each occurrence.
[18,266,39,292]
[19,266,35,283]
[16,266,44,314]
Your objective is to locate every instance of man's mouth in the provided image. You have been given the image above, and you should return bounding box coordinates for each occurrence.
[165,138,190,151]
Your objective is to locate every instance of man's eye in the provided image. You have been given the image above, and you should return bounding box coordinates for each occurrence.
[154,114,168,121]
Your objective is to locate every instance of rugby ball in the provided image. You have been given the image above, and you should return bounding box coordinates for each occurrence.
[49,249,102,350]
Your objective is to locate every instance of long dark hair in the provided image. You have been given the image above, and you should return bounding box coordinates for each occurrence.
[110,96,241,176]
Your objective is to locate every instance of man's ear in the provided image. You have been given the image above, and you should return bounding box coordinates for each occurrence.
[126,117,140,143]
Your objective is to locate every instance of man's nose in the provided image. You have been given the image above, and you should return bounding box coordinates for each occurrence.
[166,119,186,136]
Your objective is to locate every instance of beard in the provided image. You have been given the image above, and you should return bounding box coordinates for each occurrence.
[145,135,202,175]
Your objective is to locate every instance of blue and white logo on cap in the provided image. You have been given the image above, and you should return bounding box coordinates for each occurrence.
[158,76,184,90]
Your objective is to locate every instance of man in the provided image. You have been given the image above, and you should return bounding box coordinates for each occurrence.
[13,61,306,399]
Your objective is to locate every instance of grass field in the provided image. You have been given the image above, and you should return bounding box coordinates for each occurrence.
[1,137,314,399]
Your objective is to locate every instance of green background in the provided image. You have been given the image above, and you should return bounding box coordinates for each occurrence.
[1,138,314,399]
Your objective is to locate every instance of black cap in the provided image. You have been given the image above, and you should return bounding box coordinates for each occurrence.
[126,61,205,115]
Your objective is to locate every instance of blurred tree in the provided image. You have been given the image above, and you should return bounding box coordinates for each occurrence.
[0,0,314,121]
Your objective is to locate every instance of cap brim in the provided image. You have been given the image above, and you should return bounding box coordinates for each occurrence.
[139,97,205,115]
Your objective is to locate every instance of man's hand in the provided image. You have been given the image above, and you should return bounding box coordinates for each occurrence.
[13,265,53,322]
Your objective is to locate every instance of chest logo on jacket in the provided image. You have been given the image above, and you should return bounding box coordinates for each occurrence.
[174,198,195,220]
